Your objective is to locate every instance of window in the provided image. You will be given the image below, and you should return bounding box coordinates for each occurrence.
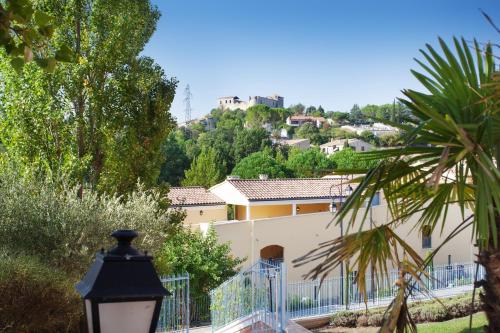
[361,146,365,151]
[422,226,432,249]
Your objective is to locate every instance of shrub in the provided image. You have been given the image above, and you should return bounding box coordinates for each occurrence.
[0,253,84,333]
[0,170,184,274]
[329,293,482,328]
[331,310,359,327]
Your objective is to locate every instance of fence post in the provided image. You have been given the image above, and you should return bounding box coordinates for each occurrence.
[280,262,287,333]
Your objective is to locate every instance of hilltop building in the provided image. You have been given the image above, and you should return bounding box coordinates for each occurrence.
[217,94,284,111]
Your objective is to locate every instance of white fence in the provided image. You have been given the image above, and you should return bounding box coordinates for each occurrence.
[287,262,483,319]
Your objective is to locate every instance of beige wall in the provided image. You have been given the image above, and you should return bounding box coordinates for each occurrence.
[181,205,227,225]
[202,203,475,281]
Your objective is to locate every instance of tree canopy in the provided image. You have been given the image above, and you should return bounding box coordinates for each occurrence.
[231,151,291,179]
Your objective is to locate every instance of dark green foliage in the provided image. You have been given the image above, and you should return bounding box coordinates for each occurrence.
[155,226,244,296]
[182,148,226,188]
[158,132,190,186]
[349,104,364,124]
[329,148,379,171]
[231,151,292,179]
[233,128,272,162]
[295,123,325,145]
[0,253,84,333]
[286,147,333,177]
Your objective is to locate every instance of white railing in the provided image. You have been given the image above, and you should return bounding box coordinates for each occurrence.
[287,262,483,319]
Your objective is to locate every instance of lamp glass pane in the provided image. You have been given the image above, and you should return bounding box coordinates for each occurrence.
[85,300,94,333]
[99,300,156,333]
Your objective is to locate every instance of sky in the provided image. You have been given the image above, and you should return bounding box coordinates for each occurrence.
[143,0,500,122]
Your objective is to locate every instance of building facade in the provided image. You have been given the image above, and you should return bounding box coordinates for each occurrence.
[320,138,373,155]
[169,177,475,281]
[217,94,284,111]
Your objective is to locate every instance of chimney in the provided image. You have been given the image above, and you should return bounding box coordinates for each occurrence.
[259,174,269,180]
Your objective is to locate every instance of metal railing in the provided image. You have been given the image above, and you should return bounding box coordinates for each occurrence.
[210,260,286,333]
[157,274,190,333]
[286,262,484,319]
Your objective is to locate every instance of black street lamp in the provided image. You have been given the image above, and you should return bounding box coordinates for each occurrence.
[76,230,168,333]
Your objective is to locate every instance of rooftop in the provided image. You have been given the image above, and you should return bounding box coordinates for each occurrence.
[320,138,371,148]
[224,178,354,201]
[168,186,225,206]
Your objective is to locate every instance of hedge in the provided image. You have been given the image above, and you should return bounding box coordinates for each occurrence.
[330,293,481,328]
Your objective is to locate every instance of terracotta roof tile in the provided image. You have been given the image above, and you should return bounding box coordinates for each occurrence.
[168,187,225,206]
[226,178,354,201]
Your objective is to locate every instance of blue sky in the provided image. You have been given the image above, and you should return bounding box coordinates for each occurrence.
[143,0,499,121]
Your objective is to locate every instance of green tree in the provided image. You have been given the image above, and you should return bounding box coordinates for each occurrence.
[156,226,244,296]
[182,148,225,188]
[329,147,378,170]
[97,57,177,193]
[349,104,363,124]
[359,130,380,146]
[0,0,73,72]
[329,111,350,124]
[289,103,305,115]
[197,128,235,171]
[295,122,324,144]
[0,0,176,195]
[231,151,291,179]
[295,38,500,331]
[233,128,271,162]
[286,147,333,177]
[158,132,190,186]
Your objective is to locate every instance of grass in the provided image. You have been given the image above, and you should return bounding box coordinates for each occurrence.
[315,313,487,333]
[417,312,486,333]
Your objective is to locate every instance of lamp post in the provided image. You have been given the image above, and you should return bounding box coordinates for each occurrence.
[76,230,168,333]
[329,178,353,307]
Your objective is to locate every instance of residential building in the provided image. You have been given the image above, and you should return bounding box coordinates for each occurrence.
[171,177,475,281]
[168,187,226,226]
[273,138,311,150]
[341,122,399,137]
[178,115,217,131]
[320,138,373,155]
[217,94,284,111]
[286,115,326,128]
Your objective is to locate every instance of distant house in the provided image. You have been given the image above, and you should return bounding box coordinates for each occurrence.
[178,116,217,131]
[320,138,373,155]
[286,115,326,128]
[217,94,284,111]
[274,138,310,150]
[341,122,399,137]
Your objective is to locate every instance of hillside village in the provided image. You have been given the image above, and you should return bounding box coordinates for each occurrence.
[164,93,405,188]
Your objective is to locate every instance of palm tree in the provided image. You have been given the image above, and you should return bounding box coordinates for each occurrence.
[295,38,499,332]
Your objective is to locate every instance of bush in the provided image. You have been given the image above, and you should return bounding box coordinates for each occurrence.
[331,310,359,327]
[0,170,183,274]
[329,293,481,328]
[0,253,84,333]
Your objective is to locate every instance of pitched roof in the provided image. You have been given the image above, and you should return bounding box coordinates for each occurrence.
[168,187,225,206]
[225,178,354,201]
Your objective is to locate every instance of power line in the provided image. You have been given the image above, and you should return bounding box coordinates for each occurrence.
[183,84,192,123]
